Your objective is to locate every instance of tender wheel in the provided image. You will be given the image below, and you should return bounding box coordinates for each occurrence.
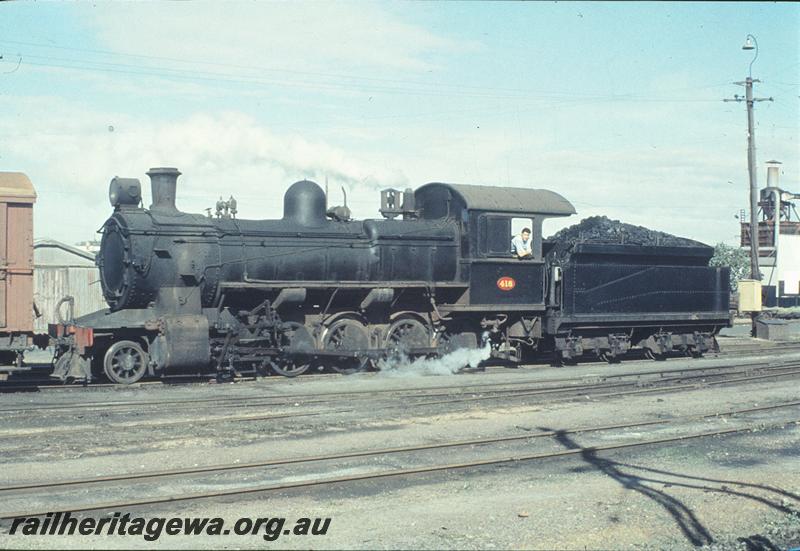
[599,351,621,364]
[103,340,148,384]
[322,318,370,374]
[686,346,703,359]
[385,318,431,354]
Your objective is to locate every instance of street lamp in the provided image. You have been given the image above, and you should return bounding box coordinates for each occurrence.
[742,34,758,79]
[725,34,773,282]
[743,35,761,283]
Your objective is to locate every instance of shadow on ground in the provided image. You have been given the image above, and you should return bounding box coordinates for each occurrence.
[542,427,799,548]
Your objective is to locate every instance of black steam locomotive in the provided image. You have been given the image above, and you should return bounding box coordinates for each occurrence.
[50,168,731,383]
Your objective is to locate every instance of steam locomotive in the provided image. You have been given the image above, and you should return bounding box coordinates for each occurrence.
[49,168,731,383]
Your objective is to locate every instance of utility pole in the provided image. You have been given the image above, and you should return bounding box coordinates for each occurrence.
[724,34,773,336]
[724,35,773,281]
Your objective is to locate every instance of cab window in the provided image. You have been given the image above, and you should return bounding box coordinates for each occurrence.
[478,215,537,258]
[478,215,511,257]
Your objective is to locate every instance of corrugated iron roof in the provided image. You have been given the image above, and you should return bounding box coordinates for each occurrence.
[417,182,575,216]
[34,239,96,263]
[0,172,37,202]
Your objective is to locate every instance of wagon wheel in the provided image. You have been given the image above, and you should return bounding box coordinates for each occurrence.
[269,322,312,377]
[322,318,370,374]
[103,340,149,384]
[385,318,431,355]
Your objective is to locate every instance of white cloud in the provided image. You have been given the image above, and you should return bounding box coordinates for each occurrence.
[82,2,475,74]
[0,96,411,242]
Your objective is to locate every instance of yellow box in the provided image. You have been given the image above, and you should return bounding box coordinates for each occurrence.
[738,279,762,312]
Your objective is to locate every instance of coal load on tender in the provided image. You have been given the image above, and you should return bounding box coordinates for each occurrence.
[545,215,708,262]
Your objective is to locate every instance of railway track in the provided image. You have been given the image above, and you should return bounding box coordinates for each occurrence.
[4,339,800,393]
[715,340,800,356]
[2,356,799,417]
[4,362,798,441]
[2,401,797,518]
[15,364,800,440]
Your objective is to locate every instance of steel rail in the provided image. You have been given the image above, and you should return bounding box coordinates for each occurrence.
[2,416,796,519]
[2,400,798,495]
[3,340,799,393]
[395,365,800,408]
[589,368,800,399]
[715,341,800,355]
[1,357,795,414]
[6,368,800,440]
[5,364,798,441]
[0,408,356,440]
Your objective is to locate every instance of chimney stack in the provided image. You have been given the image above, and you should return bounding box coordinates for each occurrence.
[147,167,181,213]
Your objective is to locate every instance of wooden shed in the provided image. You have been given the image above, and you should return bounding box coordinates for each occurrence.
[33,240,106,333]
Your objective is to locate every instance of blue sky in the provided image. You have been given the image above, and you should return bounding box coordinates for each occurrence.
[1,1,797,245]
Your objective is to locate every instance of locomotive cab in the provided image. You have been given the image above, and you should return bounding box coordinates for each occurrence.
[413,183,575,310]
[413,183,575,361]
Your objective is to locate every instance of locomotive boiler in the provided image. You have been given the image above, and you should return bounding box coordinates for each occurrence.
[50,167,731,384]
[100,169,459,312]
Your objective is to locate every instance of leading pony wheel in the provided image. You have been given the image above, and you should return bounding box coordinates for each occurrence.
[103,340,149,384]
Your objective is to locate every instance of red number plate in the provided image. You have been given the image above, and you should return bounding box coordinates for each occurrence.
[497,276,516,291]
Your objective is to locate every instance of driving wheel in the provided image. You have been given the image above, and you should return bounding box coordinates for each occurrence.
[385,318,431,354]
[269,322,313,377]
[323,318,370,374]
[269,358,311,377]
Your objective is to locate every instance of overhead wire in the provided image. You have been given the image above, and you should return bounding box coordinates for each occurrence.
[0,41,735,104]
[0,38,738,99]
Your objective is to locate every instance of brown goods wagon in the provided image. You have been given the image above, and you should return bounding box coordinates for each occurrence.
[0,172,36,345]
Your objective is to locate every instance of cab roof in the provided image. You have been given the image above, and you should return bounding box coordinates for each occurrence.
[414,182,575,218]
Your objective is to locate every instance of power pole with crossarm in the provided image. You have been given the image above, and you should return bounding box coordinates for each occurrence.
[724,34,773,283]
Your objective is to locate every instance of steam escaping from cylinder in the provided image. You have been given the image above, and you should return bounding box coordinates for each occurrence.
[376,345,491,377]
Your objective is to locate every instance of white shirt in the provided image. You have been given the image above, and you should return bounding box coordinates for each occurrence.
[511,234,532,256]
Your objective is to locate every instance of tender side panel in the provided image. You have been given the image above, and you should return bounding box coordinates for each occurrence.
[560,245,730,318]
[565,263,729,315]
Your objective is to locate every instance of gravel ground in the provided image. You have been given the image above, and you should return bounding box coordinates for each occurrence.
[1,343,799,550]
